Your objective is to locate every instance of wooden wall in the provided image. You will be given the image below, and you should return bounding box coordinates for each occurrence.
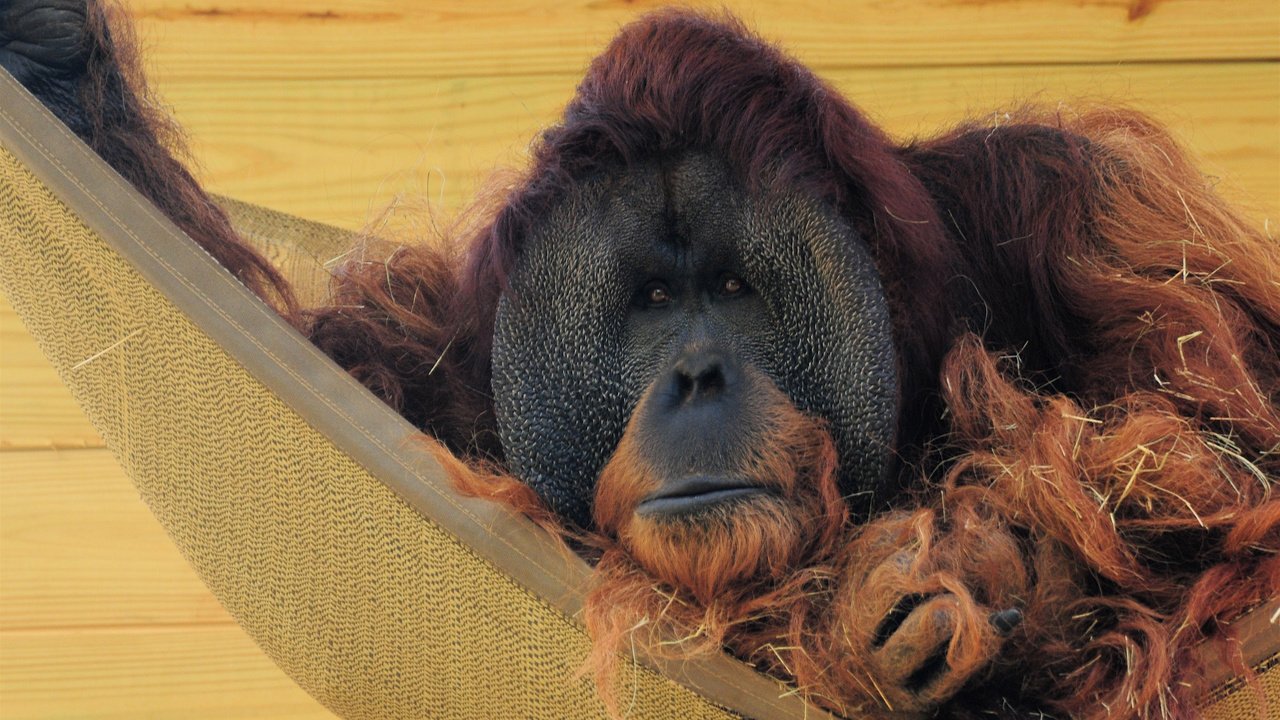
[2,1,1276,717]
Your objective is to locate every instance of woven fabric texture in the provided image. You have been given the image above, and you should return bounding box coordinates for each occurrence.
[0,144,742,719]
[1201,653,1279,720]
[214,194,356,308]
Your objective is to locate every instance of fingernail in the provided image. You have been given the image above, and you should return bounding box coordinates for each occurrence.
[990,607,1024,636]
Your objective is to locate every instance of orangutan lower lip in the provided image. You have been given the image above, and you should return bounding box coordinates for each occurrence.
[635,475,769,517]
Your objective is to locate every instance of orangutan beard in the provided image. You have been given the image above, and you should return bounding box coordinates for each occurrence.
[592,385,848,605]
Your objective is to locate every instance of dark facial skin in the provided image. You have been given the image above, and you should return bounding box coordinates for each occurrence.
[492,151,900,528]
[628,345,780,518]
[0,0,92,133]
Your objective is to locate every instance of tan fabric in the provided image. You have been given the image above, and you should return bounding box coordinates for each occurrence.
[213,194,355,308]
[1201,653,1279,720]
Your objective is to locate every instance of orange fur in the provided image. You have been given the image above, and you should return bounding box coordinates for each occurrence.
[594,378,846,603]
[40,5,1277,719]
[439,109,1279,720]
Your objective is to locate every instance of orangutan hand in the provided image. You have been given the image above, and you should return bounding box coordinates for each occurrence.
[1,0,112,139]
[833,507,1029,716]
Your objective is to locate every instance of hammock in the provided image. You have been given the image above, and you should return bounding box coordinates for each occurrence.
[0,69,1274,720]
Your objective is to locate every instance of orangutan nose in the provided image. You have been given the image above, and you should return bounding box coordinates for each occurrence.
[670,347,735,404]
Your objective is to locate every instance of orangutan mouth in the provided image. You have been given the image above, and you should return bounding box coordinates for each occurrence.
[636,475,772,518]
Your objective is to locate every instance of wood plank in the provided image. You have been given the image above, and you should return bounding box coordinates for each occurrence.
[119,0,1280,82]
[153,62,1278,228]
[0,625,335,719]
[0,449,226,630]
[0,449,335,716]
[0,294,104,449]
[846,62,1280,216]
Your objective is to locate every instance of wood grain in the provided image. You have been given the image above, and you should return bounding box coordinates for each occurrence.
[1,626,335,719]
[0,448,335,717]
[0,449,227,630]
[1,294,104,449]
[120,0,1280,81]
[156,62,1279,229]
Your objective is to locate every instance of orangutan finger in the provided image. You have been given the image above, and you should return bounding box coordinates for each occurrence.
[873,594,964,709]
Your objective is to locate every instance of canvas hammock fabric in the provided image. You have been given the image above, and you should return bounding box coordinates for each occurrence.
[0,70,1275,720]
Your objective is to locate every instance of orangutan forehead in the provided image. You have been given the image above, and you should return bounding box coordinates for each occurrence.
[516,150,818,263]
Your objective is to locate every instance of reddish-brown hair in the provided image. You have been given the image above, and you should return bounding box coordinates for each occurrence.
[71,1,298,315]
[70,4,1279,718]
[439,15,1280,718]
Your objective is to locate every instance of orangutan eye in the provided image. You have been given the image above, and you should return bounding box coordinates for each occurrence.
[644,281,672,307]
[720,275,746,296]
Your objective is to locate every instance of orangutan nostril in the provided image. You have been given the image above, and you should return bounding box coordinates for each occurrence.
[671,351,729,403]
[675,371,695,402]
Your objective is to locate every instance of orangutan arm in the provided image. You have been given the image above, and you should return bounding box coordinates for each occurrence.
[1,0,299,313]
